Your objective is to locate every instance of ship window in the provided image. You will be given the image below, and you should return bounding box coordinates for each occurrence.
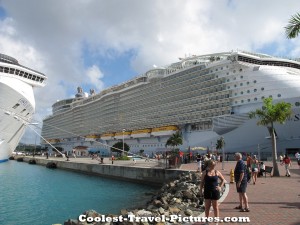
[15,70,20,75]
[248,99,251,102]
[9,68,15,74]
[240,75,243,78]
[261,87,264,91]
[295,102,300,106]
[21,109,26,113]
[4,67,9,73]
[247,81,250,85]
[269,95,272,98]
[233,70,236,73]
[226,72,229,75]
[240,83,243,86]
[240,69,243,72]
[221,67,223,70]
[254,89,257,92]
[227,79,230,82]
[241,100,244,103]
[20,71,24,76]
[235,101,237,104]
[261,96,265,99]
[254,97,258,101]
[12,103,20,109]
[28,74,32,79]
[247,90,250,93]
[241,91,244,95]
[24,72,28,78]
[254,80,257,83]
[235,93,237,96]
[233,77,236,80]
[227,86,230,89]
[278,94,281,97]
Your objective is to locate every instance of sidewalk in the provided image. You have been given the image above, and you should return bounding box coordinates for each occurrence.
[181,161,300,225]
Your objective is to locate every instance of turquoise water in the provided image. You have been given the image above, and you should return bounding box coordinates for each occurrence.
[0,161,158,225]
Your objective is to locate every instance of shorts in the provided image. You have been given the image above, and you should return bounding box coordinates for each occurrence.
[236,181,247,193]
[204,189,220,200]
[252,168,258,172]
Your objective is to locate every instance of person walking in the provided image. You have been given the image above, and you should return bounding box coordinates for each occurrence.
[196,154,202,172]
[200,160,225,224]
[281,154,292,177]
[251,155,259,185]
[234,152,250,212]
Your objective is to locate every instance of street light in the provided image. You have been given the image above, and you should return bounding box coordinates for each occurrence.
[122,129,126,156]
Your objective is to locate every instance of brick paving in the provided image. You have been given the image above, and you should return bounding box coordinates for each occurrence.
[181,160,300,225]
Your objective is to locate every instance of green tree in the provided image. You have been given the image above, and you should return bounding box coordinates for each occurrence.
[111,141,130,156]
[249,98,292,176]
[285,12,300,39]
[165,131,183,149]
[216,137,225,153]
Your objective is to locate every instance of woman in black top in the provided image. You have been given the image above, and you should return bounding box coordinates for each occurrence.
[200,160,225,221]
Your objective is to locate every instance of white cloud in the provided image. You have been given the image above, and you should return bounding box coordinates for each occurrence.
[0,0,299,143]
[85,65,104,91]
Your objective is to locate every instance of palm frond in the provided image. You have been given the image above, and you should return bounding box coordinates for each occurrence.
[285,12,300,39]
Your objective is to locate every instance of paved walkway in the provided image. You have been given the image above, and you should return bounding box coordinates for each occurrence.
[181,161,300,225]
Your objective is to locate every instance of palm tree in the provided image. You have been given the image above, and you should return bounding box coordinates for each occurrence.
[111,141,130,156]
[165,131,183,149]
[249,98,292,176]
[285,12,300,39]
[216,136,225,169]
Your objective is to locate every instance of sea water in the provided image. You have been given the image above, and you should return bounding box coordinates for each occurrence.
[0,161,158,225]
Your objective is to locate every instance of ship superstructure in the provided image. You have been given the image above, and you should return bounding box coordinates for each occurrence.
[0,53,46,162]
[41,51,300,157]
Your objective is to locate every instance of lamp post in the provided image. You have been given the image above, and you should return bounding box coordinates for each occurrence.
[122,129,126,156]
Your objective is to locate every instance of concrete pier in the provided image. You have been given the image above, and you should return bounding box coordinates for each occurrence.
[21,157,187,185]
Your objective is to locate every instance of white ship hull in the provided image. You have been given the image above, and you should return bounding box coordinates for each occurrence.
[0,77,34,162]
[0,54,46,162]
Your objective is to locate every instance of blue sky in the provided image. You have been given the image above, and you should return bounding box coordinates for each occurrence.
[0,0,299,143]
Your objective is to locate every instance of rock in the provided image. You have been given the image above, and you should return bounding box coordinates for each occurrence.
[158,207,164,215]
[120,209,128,216]
[153,200,163,207]
[185,209,193,216]
[169,207,180,214]
[64,219,79,225]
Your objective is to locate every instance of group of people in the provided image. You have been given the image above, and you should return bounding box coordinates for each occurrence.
[199,152,250,225]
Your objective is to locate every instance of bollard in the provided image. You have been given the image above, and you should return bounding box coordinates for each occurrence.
[230,169,235,183]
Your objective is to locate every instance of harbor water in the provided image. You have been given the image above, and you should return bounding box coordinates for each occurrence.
[0,160,158,225]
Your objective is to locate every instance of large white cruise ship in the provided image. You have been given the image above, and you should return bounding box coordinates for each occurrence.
[41,51,300,158]
[0,53,47,162]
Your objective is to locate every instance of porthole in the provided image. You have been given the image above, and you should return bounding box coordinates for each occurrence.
[234,84,237,87]
[234,77,236,80]
[240,83,243,86]
[261,96,265,99]
[241,91,244,95]
[247,90,250,93]
[226,72,229,75]
[277,94,281,97]
[261,87,264,91]
[247,81,250,85]
[254,97,257,101]
[254,89,257,92]
[235,93,237,96]
[240,75,243,78]
[254,80,257,83]
[269,95,272,98]
[227,79,230,82]
[241,100,244,103]
[227,86,230,89]
[295,102,300,106]
[235,101,237,104]
[248,99,251,102]
[240,69,243,72]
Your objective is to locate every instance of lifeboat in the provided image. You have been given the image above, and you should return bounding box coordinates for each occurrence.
[100,133,115,140]
[151,125,179,136]
[114,131,131,140]
[85,134,100,141]
[131,128,152,138]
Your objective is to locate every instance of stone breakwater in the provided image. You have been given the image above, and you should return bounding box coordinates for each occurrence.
[64,171,226,225]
